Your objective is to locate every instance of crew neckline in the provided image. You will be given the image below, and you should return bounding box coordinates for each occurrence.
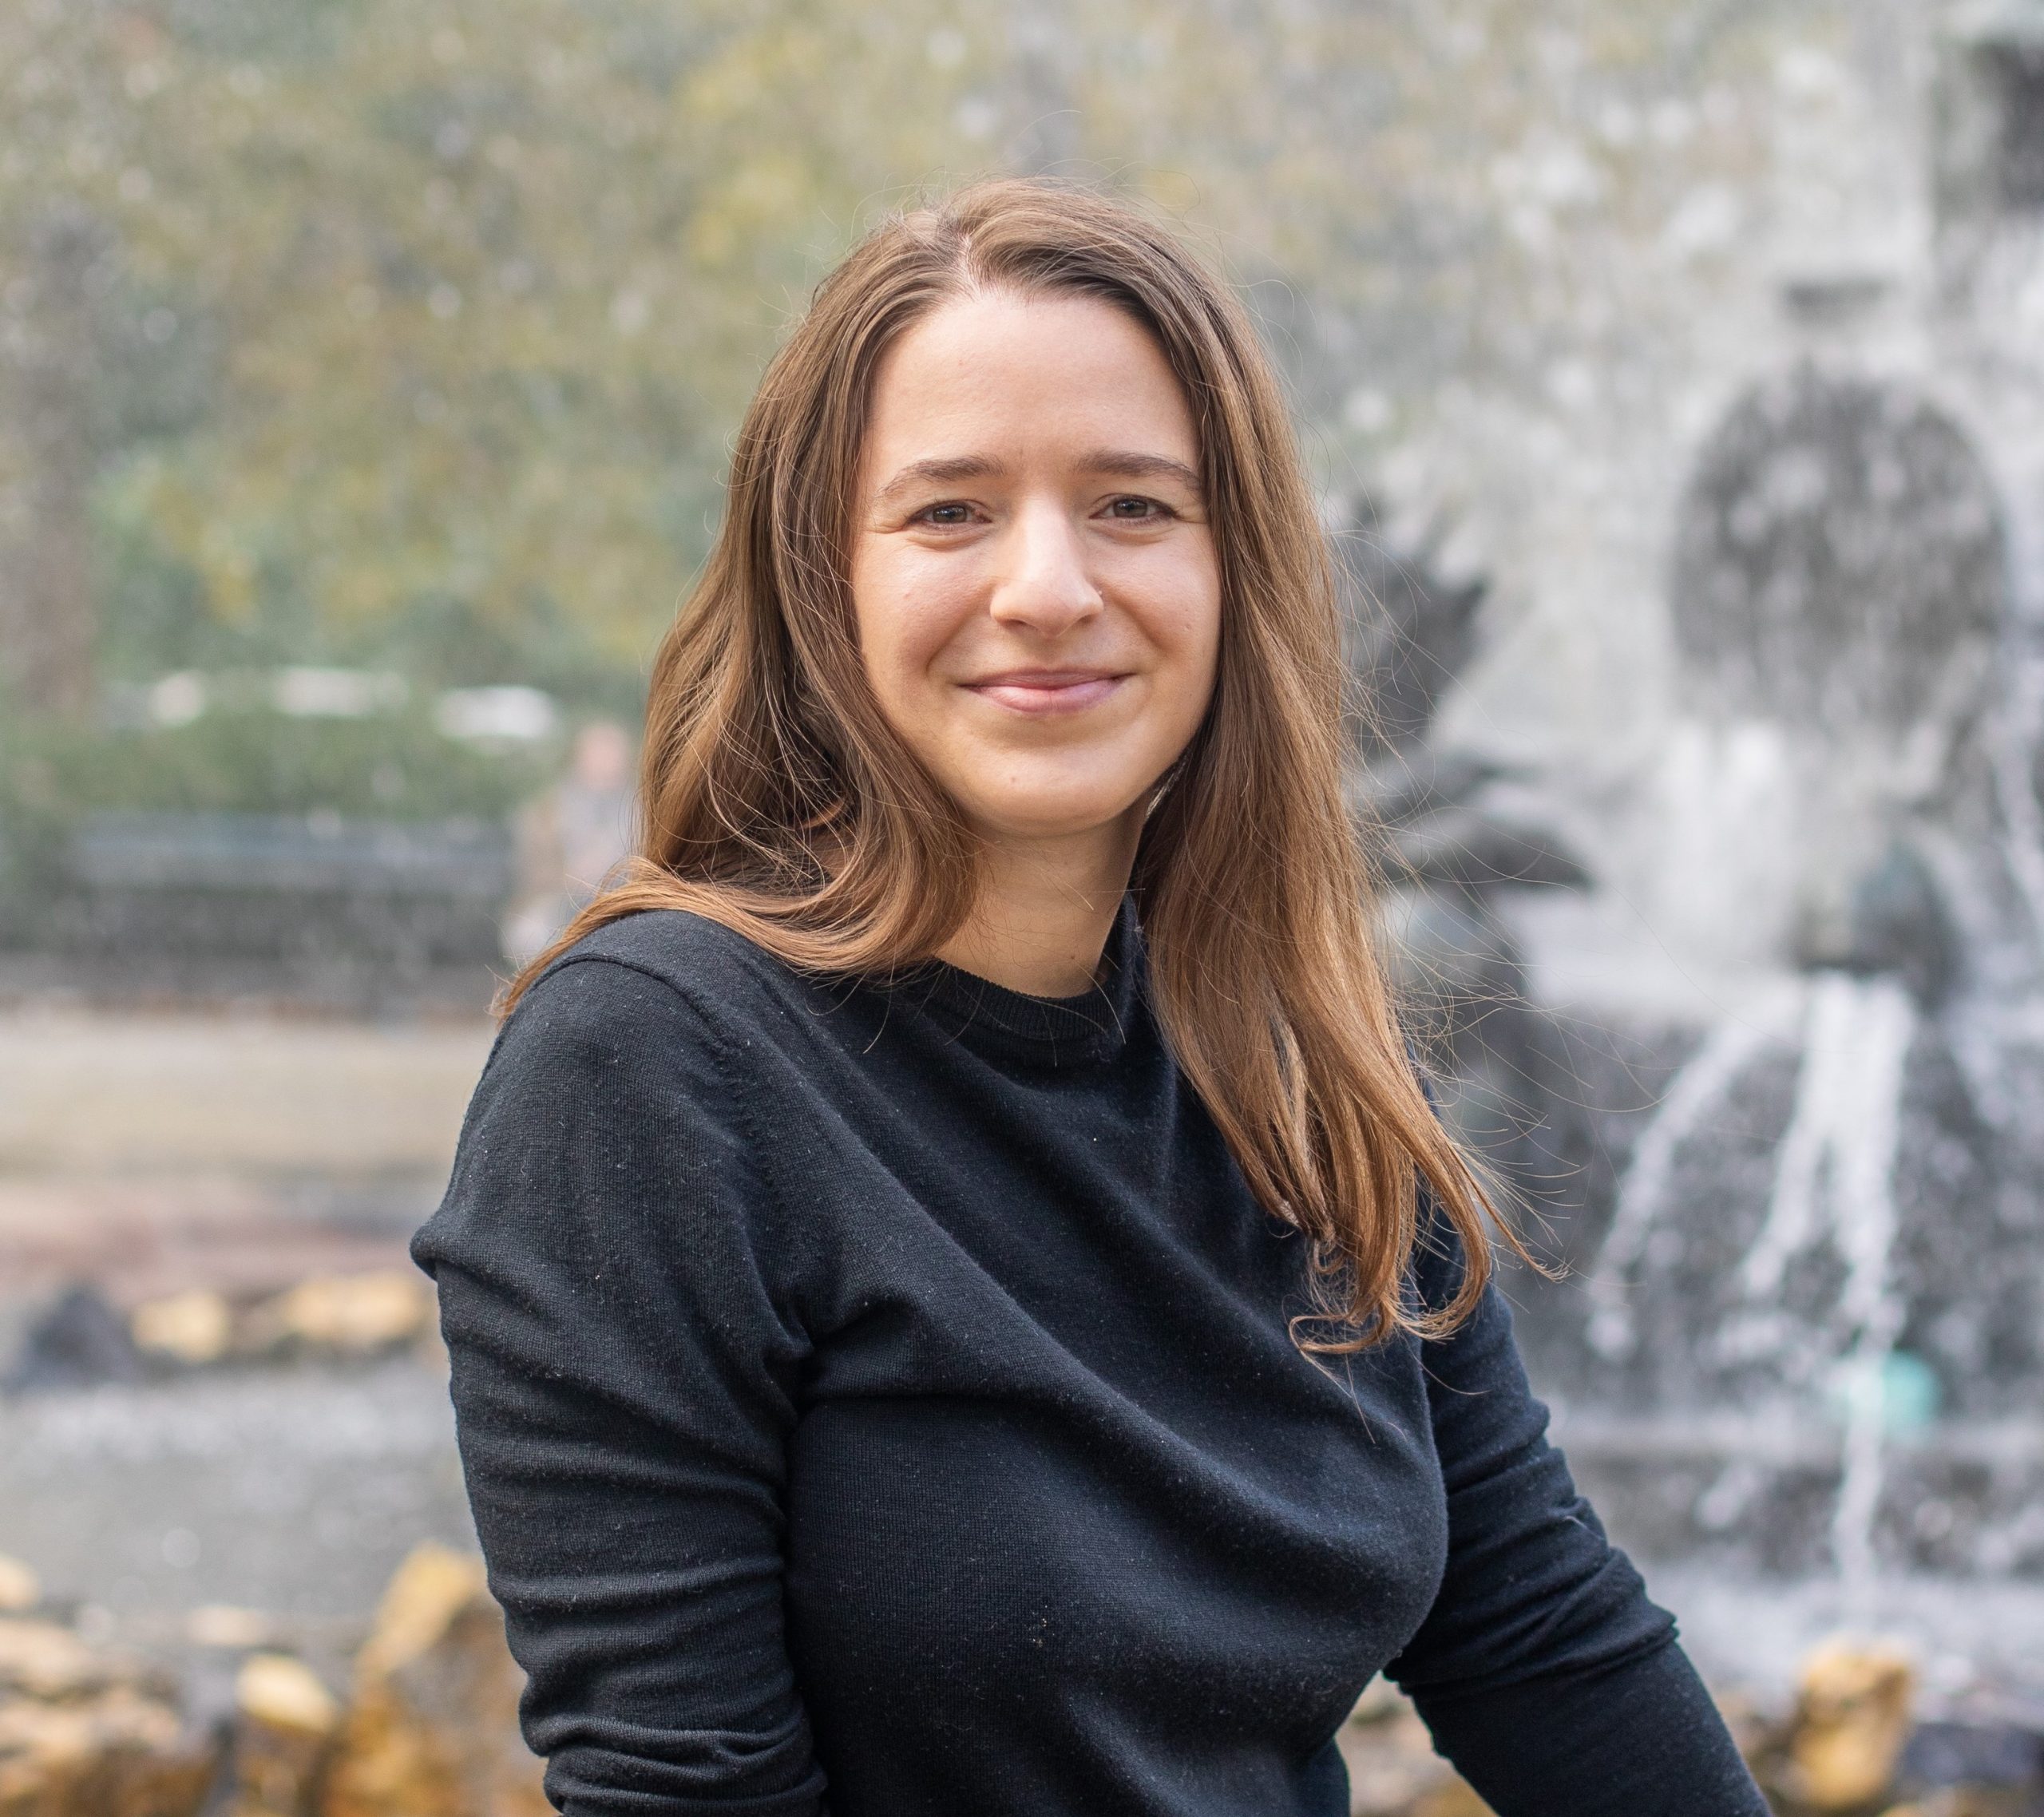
[897,895,1143,1068]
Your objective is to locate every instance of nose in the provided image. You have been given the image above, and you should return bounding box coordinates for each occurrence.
[988,497,1103,639]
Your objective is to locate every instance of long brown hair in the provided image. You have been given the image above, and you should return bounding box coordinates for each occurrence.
[504,177,1499,1348]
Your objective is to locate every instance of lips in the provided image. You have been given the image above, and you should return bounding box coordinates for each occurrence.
[962,670,1127,715]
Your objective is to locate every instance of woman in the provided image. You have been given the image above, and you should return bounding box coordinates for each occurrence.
[414,180,1766,1817]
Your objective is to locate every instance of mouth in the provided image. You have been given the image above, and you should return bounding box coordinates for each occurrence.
[961,670,1129,716]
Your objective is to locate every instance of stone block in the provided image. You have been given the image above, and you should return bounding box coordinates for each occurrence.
[0,1688,214,1817]
[1338,1677,1493,1816]
[0,1564,37,1618]
[241,1273,431,1360]
[1785,1641,1916,1811]
[223,1652,339,1817]
[130,1292,234,1368]
[319,1542,547,1817]
[0,1621,127,1704]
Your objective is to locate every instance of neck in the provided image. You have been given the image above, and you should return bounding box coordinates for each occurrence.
[937,815,1140,998]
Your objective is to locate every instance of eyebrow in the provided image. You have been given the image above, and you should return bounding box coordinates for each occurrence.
[868,449,1204,510]
[870,455,1004,509]
[1079,450,1204,494]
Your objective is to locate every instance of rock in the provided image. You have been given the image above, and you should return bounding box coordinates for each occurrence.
[1886,1719,2044,1816]
[235,1656,336,1736]
[243,1273,430,1360]
[1878,1797,2026,1817]
[2,1285,143,1392]
[319,1542,547,1817]
[186,1608,275,1651]
[224,1653,339,1817]
[1412,1782,1494,1817]
[1712,1684,1774,1767]
[1341,1703,1446,1815]
[1338,1677,1493,1816]
[0,1687,215,1817]
[0,1611,211,1815]
[0,1561,38,1617]
[0,1620,128,1703]
[129,1292,233,1369]
[1786,1640,1916,1811]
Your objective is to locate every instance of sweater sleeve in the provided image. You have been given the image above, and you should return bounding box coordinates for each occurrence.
[1384,1245,1768,1816]
[410,956,826,1817]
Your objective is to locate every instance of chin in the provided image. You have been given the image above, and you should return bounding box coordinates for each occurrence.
[965,792,1143,845]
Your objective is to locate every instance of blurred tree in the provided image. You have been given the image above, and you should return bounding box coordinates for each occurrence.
[0,0,996,710]
[0,0,1820,716]
[0,3,125,714]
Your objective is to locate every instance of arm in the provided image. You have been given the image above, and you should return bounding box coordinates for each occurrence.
[1384,1248,1767,1816]
[411,956,825,1816]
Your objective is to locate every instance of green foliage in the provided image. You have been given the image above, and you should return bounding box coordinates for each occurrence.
[0,705,549,829]
[0,0,1824,710]
[2,0,999,698]
[0,687,552,928]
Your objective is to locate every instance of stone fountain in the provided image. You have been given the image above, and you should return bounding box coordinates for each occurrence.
[1350,362,2044,1713]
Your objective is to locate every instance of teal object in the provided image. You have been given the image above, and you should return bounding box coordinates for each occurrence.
[1826,1350,1940,1435]
[1879,1351,1941,1434]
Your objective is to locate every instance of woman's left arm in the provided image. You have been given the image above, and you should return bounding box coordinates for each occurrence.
[1384,1269,1769,1816]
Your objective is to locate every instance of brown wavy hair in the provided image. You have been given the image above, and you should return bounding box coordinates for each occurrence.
[501,176,1500,1348]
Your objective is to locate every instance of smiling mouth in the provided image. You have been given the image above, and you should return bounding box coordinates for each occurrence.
[963,671,1128,716]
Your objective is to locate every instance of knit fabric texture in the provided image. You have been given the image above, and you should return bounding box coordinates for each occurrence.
[412,901,1768,1817]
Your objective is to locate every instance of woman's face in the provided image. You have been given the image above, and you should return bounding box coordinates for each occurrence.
[850,290,1222,852]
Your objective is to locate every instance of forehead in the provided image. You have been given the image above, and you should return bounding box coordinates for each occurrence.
[860,291,1198,479]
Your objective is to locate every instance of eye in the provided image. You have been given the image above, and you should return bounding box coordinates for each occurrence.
[1103,495,1171,521]
[913,501,980,528]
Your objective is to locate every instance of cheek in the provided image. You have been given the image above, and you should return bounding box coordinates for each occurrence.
[849,543,967,714]
[1137,554,1222,730]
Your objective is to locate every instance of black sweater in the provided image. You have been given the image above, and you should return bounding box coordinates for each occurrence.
[412,901,1767,1817]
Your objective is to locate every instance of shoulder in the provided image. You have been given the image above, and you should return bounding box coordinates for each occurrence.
[419,913,822,1306]
[513,908,815,1062]
[433,913,802,1249]
[469,912,776,1123]
[538,905,798,1004]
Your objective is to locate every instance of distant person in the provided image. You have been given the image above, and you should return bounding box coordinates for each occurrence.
[417,181,1769,1816]
[500,718,636,969]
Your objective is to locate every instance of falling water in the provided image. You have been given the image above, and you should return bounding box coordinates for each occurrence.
[1989,655,2044,957]
[1584,972,1919,1613]
[1585,988,1799,1363]
[1750,974,1915,1615]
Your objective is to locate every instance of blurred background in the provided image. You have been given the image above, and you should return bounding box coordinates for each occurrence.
[3,0,2043,1811]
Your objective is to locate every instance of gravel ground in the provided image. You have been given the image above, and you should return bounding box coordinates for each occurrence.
[0,1004,493,1179]
[0,1003,489,1659]
[0,1355,473,1657]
